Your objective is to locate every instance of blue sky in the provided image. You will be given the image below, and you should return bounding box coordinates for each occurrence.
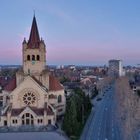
[0,0,140,66]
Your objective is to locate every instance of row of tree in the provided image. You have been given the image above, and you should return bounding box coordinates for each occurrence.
[0,68,17,77]
[62,88,92,137]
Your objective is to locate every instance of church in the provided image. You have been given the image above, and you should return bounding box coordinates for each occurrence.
[0,16,66,127]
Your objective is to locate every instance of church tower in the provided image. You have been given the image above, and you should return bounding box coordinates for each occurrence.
[22,16,46,75]
[0,15,66,127]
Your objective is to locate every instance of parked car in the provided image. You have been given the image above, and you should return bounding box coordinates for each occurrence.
[96,98,102,101]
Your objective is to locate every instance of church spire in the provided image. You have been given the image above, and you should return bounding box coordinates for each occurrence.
[28,15,40,48]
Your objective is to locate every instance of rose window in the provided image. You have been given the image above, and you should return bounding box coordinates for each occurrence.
[23,92,36,105]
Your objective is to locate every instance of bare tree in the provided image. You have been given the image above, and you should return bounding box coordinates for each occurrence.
[115,77,140,140]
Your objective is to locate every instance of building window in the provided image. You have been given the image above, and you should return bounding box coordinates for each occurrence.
[0,96,3,107]
[49,94,57,99]
[37,55,40,61]
[22,91,36,105]
[32,55,35,61]
[22,113,34,125]
[58,95,62,103]
[26,113,29,117]
[27,55,30,61]
[48,119,51,125]
[22,120,24,125]
[4,120,7,126]
[38,119,43,124]
[31,119,34,125]
[40,119,42,123]
[12,119,17,124]
[0,101,3,107]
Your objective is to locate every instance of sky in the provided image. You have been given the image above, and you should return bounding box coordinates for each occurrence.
[0,0,140,66]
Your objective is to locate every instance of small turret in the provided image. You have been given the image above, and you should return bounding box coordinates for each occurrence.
[22,38,27,44]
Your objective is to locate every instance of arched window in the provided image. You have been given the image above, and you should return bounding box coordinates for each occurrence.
[37,55,40,61]
[58,95,62,103]
[22,113,34,125]
[27,55,30,61]
[32,55,35,61]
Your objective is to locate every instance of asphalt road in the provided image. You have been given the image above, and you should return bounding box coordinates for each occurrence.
[80,84,122,140]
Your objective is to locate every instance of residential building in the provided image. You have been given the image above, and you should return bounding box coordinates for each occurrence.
[108,59,124,77]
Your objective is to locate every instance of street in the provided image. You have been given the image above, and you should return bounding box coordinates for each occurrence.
[80,84,122,140]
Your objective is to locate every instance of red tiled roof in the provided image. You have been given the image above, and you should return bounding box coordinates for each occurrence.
[49,75,64,91]
[28,16,40,49]
[0,77,11,87]
[4,77,16,91]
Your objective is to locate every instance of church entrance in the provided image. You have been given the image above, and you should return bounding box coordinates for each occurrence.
[22,113,34,125]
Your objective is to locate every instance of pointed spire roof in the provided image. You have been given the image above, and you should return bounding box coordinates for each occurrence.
[28,15,40,48]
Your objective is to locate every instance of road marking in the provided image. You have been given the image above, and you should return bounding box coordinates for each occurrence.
[112,132,115,137]
[81,85,118,140]
[98,131,100,136]
[112,127,114,132]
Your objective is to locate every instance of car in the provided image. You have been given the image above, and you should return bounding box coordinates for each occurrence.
[96,98,102,101]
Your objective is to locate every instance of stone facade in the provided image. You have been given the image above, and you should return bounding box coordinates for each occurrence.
[0,16,66,127]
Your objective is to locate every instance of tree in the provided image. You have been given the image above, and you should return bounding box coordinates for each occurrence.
[74,88,92,123]
[60,76,70,84]
[62,97,79,136]
[62,87,92,137]
[84,94,92,115]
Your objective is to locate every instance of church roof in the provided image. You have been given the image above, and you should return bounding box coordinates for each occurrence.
[3,106,54,116]
[31,75,64,91]
[31,76,44,87]
[49,75,64,91]
[2,74,63,92]
[11,108,24,116]
[28,16,40,48]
